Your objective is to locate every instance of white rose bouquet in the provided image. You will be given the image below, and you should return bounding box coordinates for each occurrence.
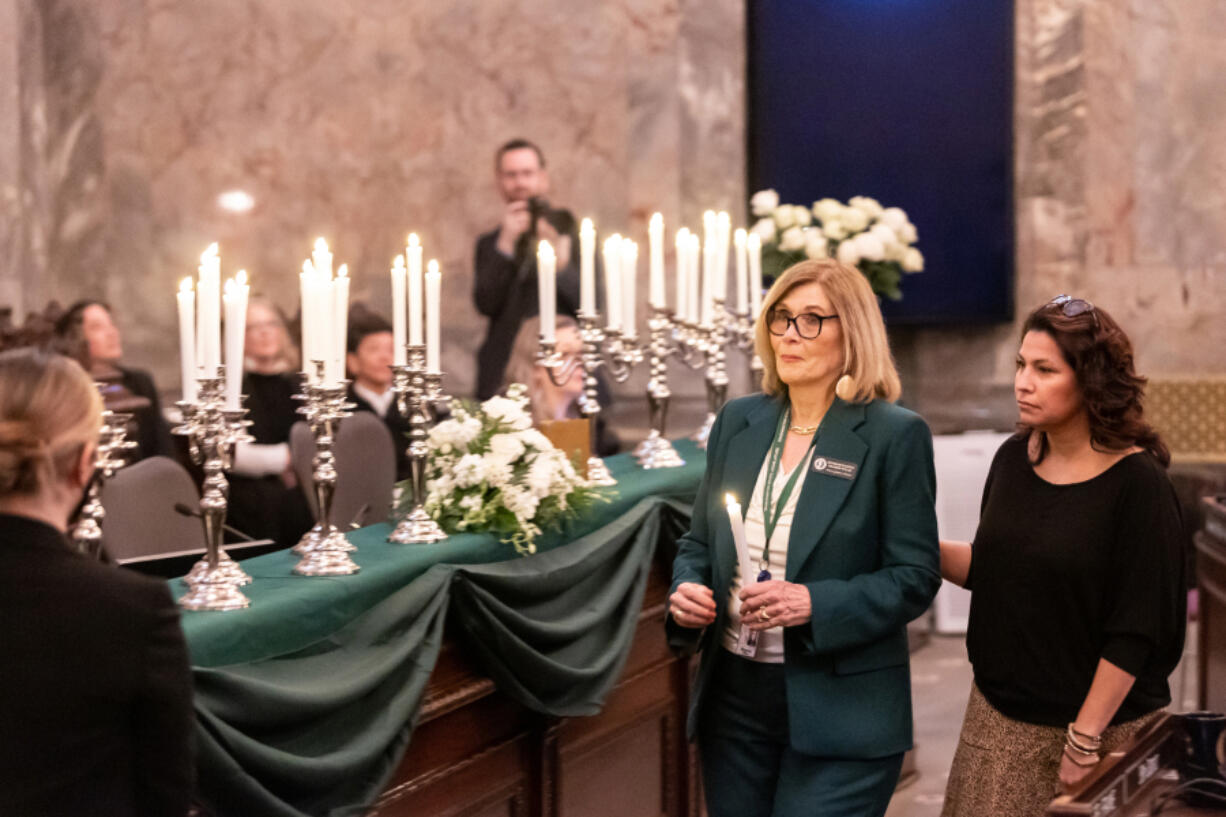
[402,385,601,555]
[749,191,924,300]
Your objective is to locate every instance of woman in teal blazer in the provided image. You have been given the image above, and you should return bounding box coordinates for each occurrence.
[668,259,941,817]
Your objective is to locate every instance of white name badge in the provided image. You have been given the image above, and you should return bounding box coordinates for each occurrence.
[813,456,857,480]
[734,624,760,657]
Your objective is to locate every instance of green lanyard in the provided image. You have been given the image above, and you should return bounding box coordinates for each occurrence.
[759,407,820,576]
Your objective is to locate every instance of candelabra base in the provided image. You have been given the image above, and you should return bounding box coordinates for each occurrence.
[691,413,716,449]
[585,456,618,486]
[388,507,448,545]
[637,433,686,469]
[184,549,251,587]
[179,569,251,611]
[293,529,360,575]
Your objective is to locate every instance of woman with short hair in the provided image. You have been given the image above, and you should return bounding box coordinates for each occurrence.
[940,296,1185,815]
[667,258,940,817]
[0,348,194,816]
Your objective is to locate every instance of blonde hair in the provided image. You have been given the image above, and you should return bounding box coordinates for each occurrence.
[755,259,902,403]
[245,295,300,372]
[505,315,579,426]
[0,349,103,496]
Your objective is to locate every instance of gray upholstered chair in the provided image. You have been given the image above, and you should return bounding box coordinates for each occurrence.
[99,455,205,560]
[289,411,397,531]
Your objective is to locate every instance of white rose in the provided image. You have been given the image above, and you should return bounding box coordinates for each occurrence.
[750,189,779,217]
[897,221,918,244]
[481,395,531,430]
[822,219,848,240]
[526,455,556,498]
[751,217,777,244]
[812,198,844,223]
[773,206,796,230]
[884,240,907,262]
[902,247,925,273]
[879,207,908,232]
[803,231,829,259]
[848,196,884,219]
[489,433,526,463]
[778,226,805,252]
[516,427,552,452]
[792,205,812,227]
[836,240,861,266]
[869,223,897,245]
[852,232,885,262]
[841,207,869,233]
[484,459,513,488]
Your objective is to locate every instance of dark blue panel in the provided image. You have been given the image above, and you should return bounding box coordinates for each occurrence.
[748,0,1014,324]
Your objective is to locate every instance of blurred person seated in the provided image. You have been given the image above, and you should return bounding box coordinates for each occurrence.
[54,300,175,462]
[0,348,194,816]
[506,315,619,457]
[227,296,313,547]
[345,305,410,480]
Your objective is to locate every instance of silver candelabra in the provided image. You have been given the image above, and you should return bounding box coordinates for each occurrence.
[388,344,449,544]
[730,308,764,385]
[632,306,689,469]
[71,408,139,558]
[291,363,361,574]
[174,370,253,611]
[538,311,642,486]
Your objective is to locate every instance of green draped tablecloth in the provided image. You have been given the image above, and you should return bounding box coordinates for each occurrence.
[177,441,705,817]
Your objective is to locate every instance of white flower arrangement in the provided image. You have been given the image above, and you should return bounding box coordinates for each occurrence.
[406,384,601,555]
[749,191,924,300]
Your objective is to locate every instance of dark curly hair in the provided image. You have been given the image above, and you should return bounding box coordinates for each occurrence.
[1021,299,1169,467]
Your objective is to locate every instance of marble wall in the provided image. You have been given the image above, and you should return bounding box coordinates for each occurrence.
[3,0,1222,417]
[1,0,743,397]
[898,0,1226,427]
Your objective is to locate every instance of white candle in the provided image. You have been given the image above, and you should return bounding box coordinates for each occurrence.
[177,278,196,403]
[223,271,249,410]
[702,210,716,251]
[687,232,700,324]
[312,237,332,280]
[717,211,731,302]
[425,259,441,373]
[299,260,315,379]
[407,233,423,347]
[747,233,764,320]
[734,228,748,314]
[675,228,690,322]
[620,238,638,339]
[725,493,756,584]
[390,254,407,366]
[579,218,596,315]
[602,235,622,330]
[649,213,665,309]
[700,236,714,326]
[538,240,557,345]
[197,243,221,374]
[331,264,349,386]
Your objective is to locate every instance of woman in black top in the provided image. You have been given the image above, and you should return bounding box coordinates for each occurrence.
[940,296,1185,816]
[227,297,313,547]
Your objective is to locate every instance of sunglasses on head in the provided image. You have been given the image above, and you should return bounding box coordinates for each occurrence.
[1048,294,1097,322]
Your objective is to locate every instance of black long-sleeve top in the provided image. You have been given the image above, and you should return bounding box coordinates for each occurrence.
[965,435,1186,727]
[472,212,582,400]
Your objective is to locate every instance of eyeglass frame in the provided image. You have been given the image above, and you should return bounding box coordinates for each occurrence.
[765,307,840,340]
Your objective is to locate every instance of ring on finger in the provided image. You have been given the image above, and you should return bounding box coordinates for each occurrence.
[759,608,769,622]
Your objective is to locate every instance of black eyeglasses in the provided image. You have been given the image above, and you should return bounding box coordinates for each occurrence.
[766,308,839,340]
[1048,294,1095,318]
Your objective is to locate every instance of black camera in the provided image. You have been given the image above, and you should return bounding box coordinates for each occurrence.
[527,196,551,227]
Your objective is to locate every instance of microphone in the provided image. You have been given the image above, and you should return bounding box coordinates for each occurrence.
[173,502,257,542]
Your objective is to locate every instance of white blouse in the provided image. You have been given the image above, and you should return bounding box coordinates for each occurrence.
[720,446,816,663]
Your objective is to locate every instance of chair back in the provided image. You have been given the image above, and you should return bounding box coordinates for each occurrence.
[290,411,396,529]
[99,455,206,560]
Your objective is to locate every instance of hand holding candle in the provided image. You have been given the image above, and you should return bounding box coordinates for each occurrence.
[726,493,755,586]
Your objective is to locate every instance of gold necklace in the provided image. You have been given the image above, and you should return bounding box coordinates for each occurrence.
[789,424,819,435]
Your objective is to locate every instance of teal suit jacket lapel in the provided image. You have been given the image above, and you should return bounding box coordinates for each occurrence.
[716,397,782,583]
[785,399,868,580]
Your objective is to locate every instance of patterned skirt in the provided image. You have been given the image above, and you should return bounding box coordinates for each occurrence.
[941,683,1161,817]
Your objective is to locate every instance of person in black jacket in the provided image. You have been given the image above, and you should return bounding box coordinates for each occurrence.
[345,306,411,480]
[472,138,581,399]
[0,348,194,816]
[53,299,175,463]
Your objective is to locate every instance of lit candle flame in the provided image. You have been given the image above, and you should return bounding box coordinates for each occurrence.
[236,269,248,286]
[314,237,329,253]
[302,260,314,275]
[427,259,440,275]
[725,493,739,507]
[393,254,405,269]
[337,263,348,278]
[580,217,595,236]
[407,233,420,248]
[538,240,555,262]
[650,212,662,230]
[179,277,193,293]
[201,243,218,262]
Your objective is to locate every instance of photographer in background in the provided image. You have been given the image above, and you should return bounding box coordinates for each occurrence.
[472,138,581,400]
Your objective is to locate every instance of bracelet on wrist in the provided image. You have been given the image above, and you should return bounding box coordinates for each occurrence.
[1067,723,1102,754]
[1063,744,1101,767]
